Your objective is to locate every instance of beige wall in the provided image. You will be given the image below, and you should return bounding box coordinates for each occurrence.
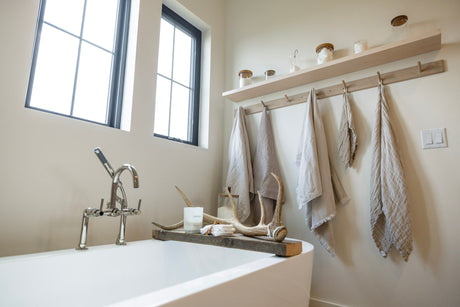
[224,0,460,306]
[0,0,225,256]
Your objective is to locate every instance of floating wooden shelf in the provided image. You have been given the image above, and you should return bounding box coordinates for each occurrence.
[223,30,441,102]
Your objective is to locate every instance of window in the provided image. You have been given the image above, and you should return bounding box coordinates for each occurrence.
[25,0,131,128]
[154,5,201,145]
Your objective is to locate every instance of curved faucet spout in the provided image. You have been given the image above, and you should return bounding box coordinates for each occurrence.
[109,164,139,209]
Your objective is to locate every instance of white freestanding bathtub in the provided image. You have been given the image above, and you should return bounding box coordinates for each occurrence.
[0,239,314,306]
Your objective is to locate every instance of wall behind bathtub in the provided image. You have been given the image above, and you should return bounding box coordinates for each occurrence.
[223,0,460,306]
[0,0,225,256]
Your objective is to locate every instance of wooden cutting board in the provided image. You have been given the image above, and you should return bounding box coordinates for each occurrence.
[152,229,302,257]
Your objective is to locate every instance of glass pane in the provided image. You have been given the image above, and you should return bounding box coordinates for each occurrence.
[154,75,172,136]
[172,29,192,87]
[83,0,118,51]
[157,19,174,78]
[29,24,79,115]
[73,42,112,123]
[44,0,85,36]
[169,82,190,141]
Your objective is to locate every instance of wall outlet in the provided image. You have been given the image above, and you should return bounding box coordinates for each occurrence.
[420,128,447,149]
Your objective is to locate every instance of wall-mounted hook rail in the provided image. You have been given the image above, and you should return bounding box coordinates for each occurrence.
[243,60,444,115]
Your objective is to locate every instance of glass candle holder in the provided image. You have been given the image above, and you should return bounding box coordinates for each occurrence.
[289,49,300,72]
[184,207,203,233]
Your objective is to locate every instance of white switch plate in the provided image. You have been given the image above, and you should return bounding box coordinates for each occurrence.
[421,128,447,149]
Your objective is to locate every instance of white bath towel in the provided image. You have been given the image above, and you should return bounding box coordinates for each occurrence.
[226,106,254,222]
[200,224,235,236]
[337,91,358,168]
[370,83,412,261]
[296,89,337,255]
[251,107,282,223]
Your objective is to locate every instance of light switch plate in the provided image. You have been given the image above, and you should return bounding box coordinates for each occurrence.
[421,128,447,149]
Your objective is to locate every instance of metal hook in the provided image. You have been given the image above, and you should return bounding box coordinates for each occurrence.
[417,61,422,74]
[261,100,266,108]
[284,94,291,103]
[342,80,347,94]
[377,71,383,85]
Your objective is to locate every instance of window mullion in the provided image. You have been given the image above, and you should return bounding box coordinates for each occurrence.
[187,45,194,141]
[167,26,176,138]
[69,0,88,117]
[25,0,47,108]
[107,0,130,128]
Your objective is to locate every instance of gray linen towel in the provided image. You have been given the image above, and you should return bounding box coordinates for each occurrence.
[331,165,351,206]
[226,106,254,222]
[370,83,413,261]
[337,90,358,168]
[251,107,282,223]
[296,89,337,255]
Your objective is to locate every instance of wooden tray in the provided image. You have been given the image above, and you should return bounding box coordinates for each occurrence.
[152,229,302,257]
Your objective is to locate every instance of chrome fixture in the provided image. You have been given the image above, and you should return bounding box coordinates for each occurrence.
[76,148,141,250]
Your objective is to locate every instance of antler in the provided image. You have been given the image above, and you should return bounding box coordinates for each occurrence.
[152,173,287,242]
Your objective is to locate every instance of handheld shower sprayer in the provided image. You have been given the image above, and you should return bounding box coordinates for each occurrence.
[94,147,115,178]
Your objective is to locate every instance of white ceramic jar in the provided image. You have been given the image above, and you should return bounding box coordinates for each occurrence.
[315,43,334,64]
[238,70,253,88]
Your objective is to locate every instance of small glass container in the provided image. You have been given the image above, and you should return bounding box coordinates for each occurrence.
[353,40,368,54]
[238,70,253,88]
[265,70,275,80]
[315,43,334,64]
[184,207,203,233]
[289,49,300,72]
[217,187,239,220]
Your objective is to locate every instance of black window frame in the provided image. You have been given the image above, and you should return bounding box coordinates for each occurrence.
[25,0,131,129]
[154,4,202,146]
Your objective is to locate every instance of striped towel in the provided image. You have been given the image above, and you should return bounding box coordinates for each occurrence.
[370,83,413,261]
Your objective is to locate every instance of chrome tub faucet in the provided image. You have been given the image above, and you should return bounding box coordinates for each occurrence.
[76,148,141,250]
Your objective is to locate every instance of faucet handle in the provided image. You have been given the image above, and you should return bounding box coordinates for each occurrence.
[99,198,105,211]
[126,200,142,216]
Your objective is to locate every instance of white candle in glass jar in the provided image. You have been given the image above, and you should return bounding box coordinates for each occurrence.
[184,207,203,233]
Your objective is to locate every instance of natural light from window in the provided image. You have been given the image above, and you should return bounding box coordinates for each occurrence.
[28,0,119,125]
[154,17,194,142]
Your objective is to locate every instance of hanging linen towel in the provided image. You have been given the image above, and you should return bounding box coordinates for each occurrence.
[226,106,254,222]
[337,89,358,168]
[370,82,412,261]
[251,106,282,223]
[331,165,351,206]
[296,89,337,255]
